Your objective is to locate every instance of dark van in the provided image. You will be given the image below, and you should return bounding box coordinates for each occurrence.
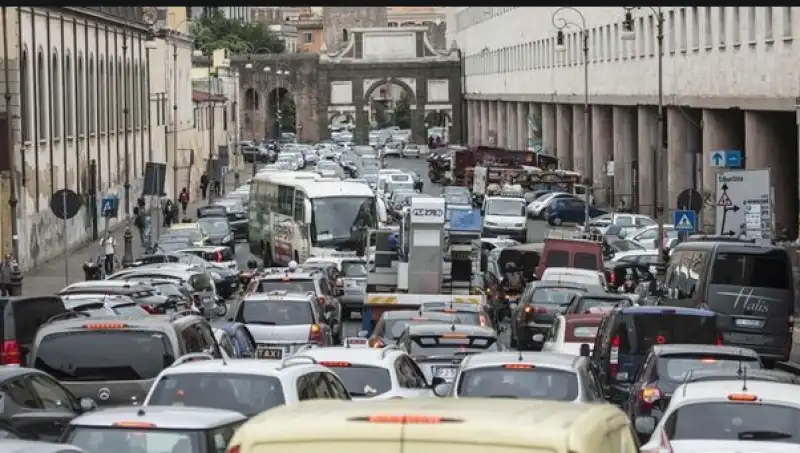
[666,238,795,363]
[0,296,66,365]
[591,306,720,403]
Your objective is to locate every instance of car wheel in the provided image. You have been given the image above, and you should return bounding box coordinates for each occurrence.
[551,216,563,226]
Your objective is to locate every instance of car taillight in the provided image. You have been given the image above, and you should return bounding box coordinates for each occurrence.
[609,335,620,378]
[638,386,662,410]
[523,305,547,316]
[1,340,21,366]
[309,324,323,343]
[479,314,489,327]
[317,296,325,306]
[215,251,223,262]
[716,334,724,345]
[609,273,616,286]
[141,304,157,314]
[226,445,240,453]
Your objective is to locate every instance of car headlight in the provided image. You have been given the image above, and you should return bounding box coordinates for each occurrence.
[485,221,497,227]
[222,234,233,243]
[514,223,524,228]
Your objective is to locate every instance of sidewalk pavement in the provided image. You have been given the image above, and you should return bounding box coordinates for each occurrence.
[23,171,242,297]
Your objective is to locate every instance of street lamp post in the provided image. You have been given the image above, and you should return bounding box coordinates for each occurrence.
[622,7,665,270]
[269,54,290,142]
[121,27,134,267]
[552,7,591,226]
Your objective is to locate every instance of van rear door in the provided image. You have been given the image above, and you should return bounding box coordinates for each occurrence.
[706,249,794,360]
[536,238,603,278]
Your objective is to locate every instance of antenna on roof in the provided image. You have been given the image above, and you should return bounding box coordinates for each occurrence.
[517,348,523,362]
[450,323,456,332]
[742,366,748,392]
[736,348,744,377]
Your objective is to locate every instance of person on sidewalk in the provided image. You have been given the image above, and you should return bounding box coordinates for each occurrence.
[133,206,146,242]
[0,254,16,296]
[213,177,221,197]
[179,188,189,214]
[200,172,209,200]
[163,200,174,228]
[100,232,117,276]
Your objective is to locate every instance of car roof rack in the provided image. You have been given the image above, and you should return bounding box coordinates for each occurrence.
[279,355,318,369]
[547,230,603,242]
[44,310,92,325]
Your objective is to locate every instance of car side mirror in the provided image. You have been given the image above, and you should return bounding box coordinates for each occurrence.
[634,416,656,436]
[79,397,97,413]
[532,334,544,343]
[430,376,446,388]
[432,382,453,397]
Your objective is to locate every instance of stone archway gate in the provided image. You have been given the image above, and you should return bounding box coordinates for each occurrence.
[231,26,463,144]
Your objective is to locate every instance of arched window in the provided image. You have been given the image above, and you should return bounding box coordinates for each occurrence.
[51,50,61,139]
[98,57,105,133]
[65,51,73,138]
[20,48,31,142]
[116,59,122,132]
[37,50,46,140]
[342,29,348,42]
[87,55,94,134]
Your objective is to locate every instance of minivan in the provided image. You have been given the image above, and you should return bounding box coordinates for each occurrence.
[665,237,795,363]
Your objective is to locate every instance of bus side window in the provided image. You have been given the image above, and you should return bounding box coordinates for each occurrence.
[294,191,305,221]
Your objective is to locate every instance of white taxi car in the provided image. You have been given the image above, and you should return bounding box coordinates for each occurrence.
[142,354,350,416]
[297,344,436,400]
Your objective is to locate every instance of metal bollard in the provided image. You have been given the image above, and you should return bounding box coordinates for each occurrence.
[9,268,23,296]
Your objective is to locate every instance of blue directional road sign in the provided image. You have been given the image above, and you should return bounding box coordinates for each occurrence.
[673,209,697,232]
[725,149,743,168]
[101,195,119,218]
[710,150,726,168]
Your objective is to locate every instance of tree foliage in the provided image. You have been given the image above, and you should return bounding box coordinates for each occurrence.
[191,10,284,55]
[279,95,296,133]
[394,93,412,129]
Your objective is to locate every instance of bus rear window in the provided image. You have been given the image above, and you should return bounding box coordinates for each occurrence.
[618,313,719,354]
[710,252,790,289]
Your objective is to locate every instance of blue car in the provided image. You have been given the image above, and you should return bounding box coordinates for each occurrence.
[544,198,606,226]
[212,321,258,358]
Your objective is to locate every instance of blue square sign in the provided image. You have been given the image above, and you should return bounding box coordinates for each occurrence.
[673,210,696,232]
[725,149,742,168]
[101,195,118,218]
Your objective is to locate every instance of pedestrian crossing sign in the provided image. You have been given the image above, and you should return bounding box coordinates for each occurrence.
[717,193,733,207]
[673,209,696,232]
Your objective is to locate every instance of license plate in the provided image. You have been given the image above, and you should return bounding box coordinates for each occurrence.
[433,367,458,379]
[256,347,283,359]
[735,318,764,328]
[725,332,774,345]
[344,337,368,347]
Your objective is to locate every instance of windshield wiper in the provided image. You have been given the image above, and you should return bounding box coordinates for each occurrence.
[245,321,277,326]
[486,394,519,399]
[737,430,793,440]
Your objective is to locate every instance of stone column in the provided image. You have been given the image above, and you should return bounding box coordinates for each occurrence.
[474,101,483,146]
[613,106,637,207]
[556,104,573,168]
[507,102,517,149]
[701,109,743,230]
[637,106,658,217]
[666,107,693,213]
[571,104,590,179]
[591,105,613,206]
[487,101,497,146]
[541,103,556,157]
[517,102,528,150]
[497,102,507,148]
[480,101,489,145]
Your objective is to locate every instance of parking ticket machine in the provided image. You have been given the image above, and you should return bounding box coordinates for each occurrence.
[407,197,446,294]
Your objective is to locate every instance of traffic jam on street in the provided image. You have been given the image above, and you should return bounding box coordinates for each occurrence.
[5,125,800,453]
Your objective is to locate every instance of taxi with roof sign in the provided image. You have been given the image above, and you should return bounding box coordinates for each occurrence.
[364,310,464,349]
[394,323,501,384]
[60,405,246,453]
[637,379,800,453]
[360,293,484,337]
[433,350,603,403]
[226,398,638,453]
[621,344,762,440]
[295,344,438,400]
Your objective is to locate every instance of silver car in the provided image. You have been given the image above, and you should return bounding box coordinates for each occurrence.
[233,291,335,359]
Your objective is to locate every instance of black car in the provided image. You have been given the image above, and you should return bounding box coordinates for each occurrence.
[0,367,96,441]
[623,344,761,442]
[510,282,589,350]
[212,199,248,240]
[0,297,67,367]
[197,217,236,251]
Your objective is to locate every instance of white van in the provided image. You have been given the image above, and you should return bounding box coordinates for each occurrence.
[482,196,528,242]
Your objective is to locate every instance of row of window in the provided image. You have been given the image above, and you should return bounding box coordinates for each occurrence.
[19,46,148,143]
[192,104,230,132]
[252,180,306,222]
[454,7,518,32]
[465,7,792,76]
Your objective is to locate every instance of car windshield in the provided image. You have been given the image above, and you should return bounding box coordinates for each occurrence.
[311,197,377,249]
[576,297,627,312]
[620,313,719,354]
[257,279,316,294]
[147,373,285,416]
[567,324,600,342]
[322,365,392,398]
[532,288,583,305]
[665,402,800,442]
[152,283,183,298]
[66,427,206,453]
[341,261,368,277]
[611,240,645,252]
[658,354,762,382]
[485,199,525,216]
[33,330,175,381]
[409,335,499,357]
[457,367,578,401]
[197,219,230,235]
[420,308,481,325]
[446,193,471,206]
[239,300,313,325]
[384,316,461,340]
[710,251,791,288]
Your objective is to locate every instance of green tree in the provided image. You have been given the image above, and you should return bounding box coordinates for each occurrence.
[279,96,296,132]
[191,10,284,55]
[393,92,412,129]
[371,101,391,129]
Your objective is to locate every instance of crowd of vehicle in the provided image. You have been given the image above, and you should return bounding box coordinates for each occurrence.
[3,138,800,453]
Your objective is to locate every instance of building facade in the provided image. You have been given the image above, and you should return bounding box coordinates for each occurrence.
[322,8,387,53]
[448,6,800,235]
[388,7,445,27]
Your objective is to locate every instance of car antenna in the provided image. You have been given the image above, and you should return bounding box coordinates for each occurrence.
[450,323,456,332]
[742,366,748,392]
[517,348,523,362]
[736,348,744,377]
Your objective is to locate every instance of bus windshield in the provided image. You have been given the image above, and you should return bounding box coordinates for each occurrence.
[311,197,377,248]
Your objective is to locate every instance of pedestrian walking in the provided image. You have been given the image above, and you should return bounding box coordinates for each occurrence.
[0,254,16,296]
[179,188,189,214]
[200,172,209,200]
[163,200,174,228]
[170,202,180,225]
[213,177,221,197]
[100,232,117,276]
[133,206,147,243]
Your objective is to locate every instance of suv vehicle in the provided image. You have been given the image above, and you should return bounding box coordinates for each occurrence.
[234,291,337,356]
[247,268,342,342]
[666,236,795,364]
[590,306,721,404]
[56,281,170,314]
[143,355,350,416]
[0,296,66,366]
[29,310,223,407]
